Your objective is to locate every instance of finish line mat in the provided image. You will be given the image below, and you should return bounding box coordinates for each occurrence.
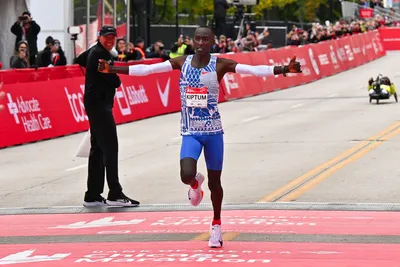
[0,207,400,266]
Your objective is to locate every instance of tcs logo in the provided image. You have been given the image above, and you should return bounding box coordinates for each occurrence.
[64,86,88,123]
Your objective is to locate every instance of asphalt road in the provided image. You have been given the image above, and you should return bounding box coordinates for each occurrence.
[1,52,400,208]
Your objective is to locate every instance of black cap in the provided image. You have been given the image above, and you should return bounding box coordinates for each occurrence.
[99,26,117,37]
[22,11,31,17]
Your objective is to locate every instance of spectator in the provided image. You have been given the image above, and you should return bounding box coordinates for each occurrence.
[145,40,170,60]
[134,38,146,60]
[115,38,139,62]
[183,36,195,55]
[50,39,67,66]
[10,41,30,69]
[214,0,230,37]
[227,38,239,52]
[359,0,369,8]
[11,11,40,67]
[169,35,187,58]
[370,0,384,8]
[214,35,230,53]
[37,36,54,67]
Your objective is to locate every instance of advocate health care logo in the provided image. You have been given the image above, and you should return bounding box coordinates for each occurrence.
[6,93,52,133]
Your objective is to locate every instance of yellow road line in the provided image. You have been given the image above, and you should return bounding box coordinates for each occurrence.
[257,121,400,203]
[191,232,210,241]
[191,231,240,241]
[222,231,240,241]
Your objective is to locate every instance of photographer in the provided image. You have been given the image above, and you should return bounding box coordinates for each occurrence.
[11,11,41,67]
[146,41,170,60]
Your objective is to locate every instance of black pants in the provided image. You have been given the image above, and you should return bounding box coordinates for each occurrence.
[85,109,123,198]
[215,17,226,37]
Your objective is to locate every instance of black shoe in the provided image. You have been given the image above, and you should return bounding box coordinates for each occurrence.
[106,192,140,207]
[83,195,108,207]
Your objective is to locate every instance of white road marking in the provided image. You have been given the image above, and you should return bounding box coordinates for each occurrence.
[291,103,303,109]
[66,164,87,172]
[328,93,338,98]
[242,116,260,123]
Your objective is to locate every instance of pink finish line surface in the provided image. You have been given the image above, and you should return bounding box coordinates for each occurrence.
[0,242,399,266]
[1,209,400,236]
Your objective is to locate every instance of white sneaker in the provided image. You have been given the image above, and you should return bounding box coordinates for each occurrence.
[208,224,223,248]
[188,172,205,206]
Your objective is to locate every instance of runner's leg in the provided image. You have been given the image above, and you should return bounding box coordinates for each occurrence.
[203,133,224,248]
[180,135,206,206]
[203,133,224,221]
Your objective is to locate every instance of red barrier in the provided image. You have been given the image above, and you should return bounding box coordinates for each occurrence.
[378,27,400,51]
[0,58,163,85]
[0,30,386,149]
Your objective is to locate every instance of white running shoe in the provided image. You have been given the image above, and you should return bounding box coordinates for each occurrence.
[208,224,223,248]
[188,172,205,206]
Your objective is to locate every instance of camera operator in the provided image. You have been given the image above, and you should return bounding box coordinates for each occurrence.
[11,11,41,67]
[145,40,170,60]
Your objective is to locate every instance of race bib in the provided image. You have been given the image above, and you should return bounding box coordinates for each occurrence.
[186,86,208,108]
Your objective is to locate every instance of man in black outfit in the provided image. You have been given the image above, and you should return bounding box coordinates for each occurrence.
[11,11,41,67]
[80,25,140,207]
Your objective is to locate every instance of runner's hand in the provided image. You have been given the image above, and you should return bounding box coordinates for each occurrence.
[287,56,302,74]
[98,59,110,73]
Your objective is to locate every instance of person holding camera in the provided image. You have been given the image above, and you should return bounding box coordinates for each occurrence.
[11,11,41,67]
[145,41,170,60]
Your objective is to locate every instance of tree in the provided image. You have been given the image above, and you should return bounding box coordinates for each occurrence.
[153,0,214,24]
[253,0,297,18]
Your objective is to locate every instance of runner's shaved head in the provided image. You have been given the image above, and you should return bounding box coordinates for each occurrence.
[193,26,214,55]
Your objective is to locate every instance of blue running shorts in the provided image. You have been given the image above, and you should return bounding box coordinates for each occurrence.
[180,134,224,171]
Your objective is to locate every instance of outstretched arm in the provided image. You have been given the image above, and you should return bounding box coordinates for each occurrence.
[217,56,302,80]
[98,56,185,76]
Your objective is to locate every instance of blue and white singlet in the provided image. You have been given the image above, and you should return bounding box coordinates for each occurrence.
[179,54,223,136]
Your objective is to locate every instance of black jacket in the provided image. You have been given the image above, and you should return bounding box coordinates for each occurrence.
[11,21,41,56]
[9,55,29,69]
[82,42,121,111]
[36,47,52,67]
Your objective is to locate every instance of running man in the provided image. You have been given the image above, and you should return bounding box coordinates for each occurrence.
[98,25,302,248]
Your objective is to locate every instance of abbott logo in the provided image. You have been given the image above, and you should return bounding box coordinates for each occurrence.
[157,78,170,107]
[7,93,19,124]
[116,83,150,116]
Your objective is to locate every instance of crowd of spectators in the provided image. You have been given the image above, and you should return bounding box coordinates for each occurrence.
[2,2,400,69]
[4,11,67,70]
[287,0,399,46]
